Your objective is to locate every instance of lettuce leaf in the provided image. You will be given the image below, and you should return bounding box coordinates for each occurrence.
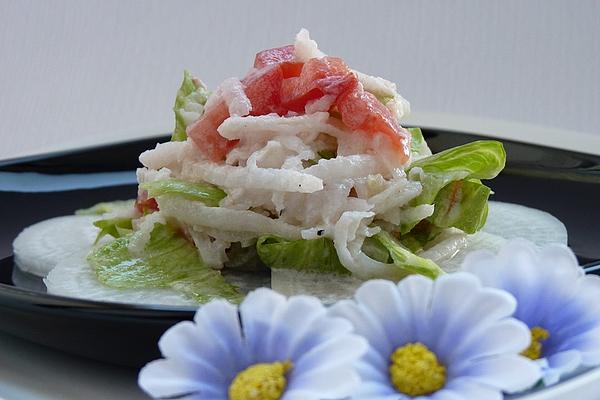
[88,223,242,303]
[256,235,350,275]
[429,179,491,234]
[172,71,210,141]
[140,178,226,207]
[93,217,133,243]
[397,220,442,253]
[407,127,431,159]
[75,200,135,216]
[410,140,505,204]
[372,231,444,280]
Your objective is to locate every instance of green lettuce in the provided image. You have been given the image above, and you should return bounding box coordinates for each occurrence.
[256,235,350,275]
[140,178,226,207]
[429,179,491,234]
[409,140,505,204]
[398,220,442,253]
[172,71,210,141]
[88,223,242,303]
[407,127,431,158]
[373,231,444,280]
[93,217,133,243]
[75,200,135,216]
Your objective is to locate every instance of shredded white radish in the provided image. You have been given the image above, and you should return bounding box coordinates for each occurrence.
[128,212,166,256]
[218,112,329,141]
[188,228,229,269]
[219,78,252,116]
[333,211,400,280]
[379,204,434,226]
[139,141,190,171]
[158,196,303,240]
[294,28,326,62]
[180,160,323,193]
[418,229,468,263]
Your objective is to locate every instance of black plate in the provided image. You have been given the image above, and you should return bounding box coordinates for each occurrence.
[1,130,599,368]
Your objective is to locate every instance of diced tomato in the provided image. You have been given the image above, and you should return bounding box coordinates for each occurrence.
[243,64,285,116]
[188,101,239,161]
[280,57,358,113]
[336,86,410,162]
[254,45,303,78]
[135,191,159,214]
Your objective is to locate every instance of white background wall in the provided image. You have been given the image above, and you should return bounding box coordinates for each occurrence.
[1,0,599,159]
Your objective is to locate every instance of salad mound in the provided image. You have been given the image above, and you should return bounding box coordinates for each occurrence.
[88,29,506,303]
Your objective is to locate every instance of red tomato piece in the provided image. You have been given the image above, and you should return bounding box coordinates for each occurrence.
[254,45,303,78]
[280,57,358,113]
[135,191,159,214]
[188,101,239,161]
[337,86,410,162]
[243,64,285,116]
[254,45,295,67]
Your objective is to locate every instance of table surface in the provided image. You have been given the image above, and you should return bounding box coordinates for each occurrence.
[0,120,599,400]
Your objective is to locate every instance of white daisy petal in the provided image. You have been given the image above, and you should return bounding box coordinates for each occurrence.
[394,275,434,339]
[443,377,502,400]
[459,355,542,393]
[354,279,411,349]
[138,358,225,398]
[239,288,287,361]
[429,390,464,400]
[263,295,327,360]
[445,319,530,367]
[293,335,367,373]
[329,299,391,357]
[356,357,391,384]
[288,315,355,360]
[428,273,484,351]
[194,300,249,371]
[157,321,228,383]
[546,350,582,375]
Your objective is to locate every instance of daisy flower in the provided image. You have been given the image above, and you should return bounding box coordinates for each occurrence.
[330,273,541,399]
[138,288,367,400]
[463,239,600,386]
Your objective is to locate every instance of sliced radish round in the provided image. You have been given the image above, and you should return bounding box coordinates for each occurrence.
[482,201,567,246]
[13,215,99,277]
[44,254,197,306]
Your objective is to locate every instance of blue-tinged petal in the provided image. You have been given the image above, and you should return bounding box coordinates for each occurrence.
[354,279,413,349]
[546,350,581,376]
[458,354,541,393]
[353,384,410,400]
[239,288,287,362]
[445,319,530,369]
[263,295,327,361]
[428,273,484,352]
[442,377,502,400]
[461,250,500,277]
[553,325,600,365]
[428,390,463,400]
[292,335,367,373]
[288,315,354,361]
[138,358,226,399]
[434,289,518,363]
[285,363,361,400]
[540,367,561,386]
[394,275,434,339]
[157,321,229,383]
[194,300,249,372]
[329,299,391,357]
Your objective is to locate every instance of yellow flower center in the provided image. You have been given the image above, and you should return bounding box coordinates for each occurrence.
[229,361,292,400]
[389,342,446,396]
[521,326,550,360]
